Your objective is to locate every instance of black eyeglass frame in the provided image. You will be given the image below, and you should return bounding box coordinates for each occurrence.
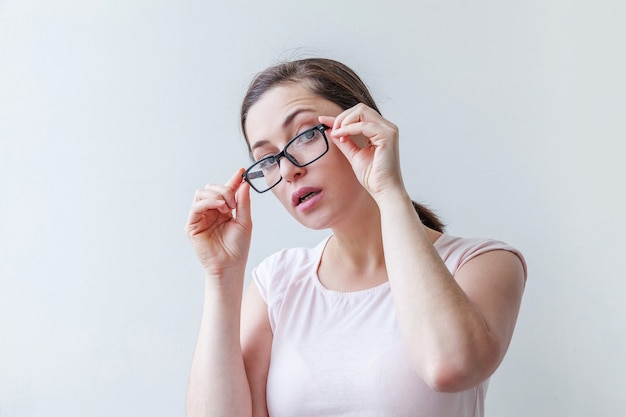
[242,124,330,193]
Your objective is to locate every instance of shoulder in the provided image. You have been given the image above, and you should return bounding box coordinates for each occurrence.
[435,234,527,279]
[252,237,329,302]
[254,241,323,278]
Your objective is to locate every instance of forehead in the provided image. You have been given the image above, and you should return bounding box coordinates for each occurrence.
[245,83,340,144]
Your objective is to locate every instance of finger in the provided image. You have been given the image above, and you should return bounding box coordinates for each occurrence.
[222,168,246,209]
[191,197,231,215]
[186,199,229,230]
[234,180,252,230]
[336,119,398,146]
[331,103,375,130]
[318,115,336,127]
[193,189,235,214]
[196,169,245,209]
[330,132,368,164]
[185,202,229,238]
[225,167,246,189]
[331,121,376,141]
[327,105,379,144]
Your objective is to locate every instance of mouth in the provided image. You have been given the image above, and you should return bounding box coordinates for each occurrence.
[292,187,322,207]
[299,192,318,204]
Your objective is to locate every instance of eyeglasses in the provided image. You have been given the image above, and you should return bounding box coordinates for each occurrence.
[243,124,330,193]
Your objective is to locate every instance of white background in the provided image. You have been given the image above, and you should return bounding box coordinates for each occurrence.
[1,1,624,416]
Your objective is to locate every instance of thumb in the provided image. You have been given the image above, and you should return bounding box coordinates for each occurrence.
[235,179,252,230]
[331,135,362,165]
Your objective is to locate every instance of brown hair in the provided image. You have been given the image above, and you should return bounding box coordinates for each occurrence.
[240,58,445,233]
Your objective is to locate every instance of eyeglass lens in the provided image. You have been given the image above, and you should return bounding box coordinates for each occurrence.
[245,125,328,192]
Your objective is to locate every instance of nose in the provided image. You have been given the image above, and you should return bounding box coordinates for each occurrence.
[278,155,305,183]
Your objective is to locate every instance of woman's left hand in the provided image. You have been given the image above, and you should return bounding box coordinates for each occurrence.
[319,103,404,197]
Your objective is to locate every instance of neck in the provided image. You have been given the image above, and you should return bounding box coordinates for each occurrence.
[317,199,387,291]
[329,225,385,272]
[317,196,443,292]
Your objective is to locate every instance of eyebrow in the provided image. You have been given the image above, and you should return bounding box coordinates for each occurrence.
[250,108,315,152]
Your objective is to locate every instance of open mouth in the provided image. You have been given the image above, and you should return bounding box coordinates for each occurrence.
[292,188,322,207]
[298,191,318,204]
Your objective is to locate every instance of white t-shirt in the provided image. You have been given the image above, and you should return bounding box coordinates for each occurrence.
[253,234,526,417]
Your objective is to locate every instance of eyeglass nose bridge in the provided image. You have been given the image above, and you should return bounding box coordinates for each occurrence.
[274,148,303,169]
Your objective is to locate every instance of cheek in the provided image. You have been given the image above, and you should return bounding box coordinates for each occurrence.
[318,149,363,196]
[271,185,294,210]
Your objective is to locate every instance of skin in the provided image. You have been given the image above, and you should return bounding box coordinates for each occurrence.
[185,83,526,417]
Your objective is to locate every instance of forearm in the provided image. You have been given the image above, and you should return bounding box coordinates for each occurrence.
[186,269,252,417]
[376,188,498,391]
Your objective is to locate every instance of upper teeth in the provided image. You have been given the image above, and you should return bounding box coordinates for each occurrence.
[300,192,315,203]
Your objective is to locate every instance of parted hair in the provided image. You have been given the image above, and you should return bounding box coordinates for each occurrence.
[240,57,444,233]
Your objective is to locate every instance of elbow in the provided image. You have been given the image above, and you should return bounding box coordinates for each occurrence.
[421,347,501,393]
[423,362,478,393]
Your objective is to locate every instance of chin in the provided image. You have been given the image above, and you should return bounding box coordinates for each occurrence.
[292,210,333,231]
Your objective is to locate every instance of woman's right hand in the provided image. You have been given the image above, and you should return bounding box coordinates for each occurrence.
[185,168,252,277]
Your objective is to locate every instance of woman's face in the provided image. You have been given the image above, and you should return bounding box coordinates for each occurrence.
[244,82,369,230]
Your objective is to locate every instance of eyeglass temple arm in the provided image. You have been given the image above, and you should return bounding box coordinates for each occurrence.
[244,171,264,180]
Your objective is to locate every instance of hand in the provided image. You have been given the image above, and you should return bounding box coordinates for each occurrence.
[185,168,252,276]
[319,103,404,197]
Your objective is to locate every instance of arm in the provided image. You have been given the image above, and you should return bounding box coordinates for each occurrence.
[324,105,526,393]
[185,169,258,417]
[376,189,525,392]
[241,282,273,417]
[187,269,252,417]
[187,274,272,417]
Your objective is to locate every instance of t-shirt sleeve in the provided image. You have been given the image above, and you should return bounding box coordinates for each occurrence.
[251,252,277,304]
[250,248,300,332]
[437,235,527,280]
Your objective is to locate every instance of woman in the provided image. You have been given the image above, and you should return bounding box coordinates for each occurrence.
[185,58,526,417]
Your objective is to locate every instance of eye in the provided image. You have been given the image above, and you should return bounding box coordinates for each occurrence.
[256,156,278,170]
[294,127,319,145]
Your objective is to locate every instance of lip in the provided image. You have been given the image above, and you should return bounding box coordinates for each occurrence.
[292,187,323,209]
